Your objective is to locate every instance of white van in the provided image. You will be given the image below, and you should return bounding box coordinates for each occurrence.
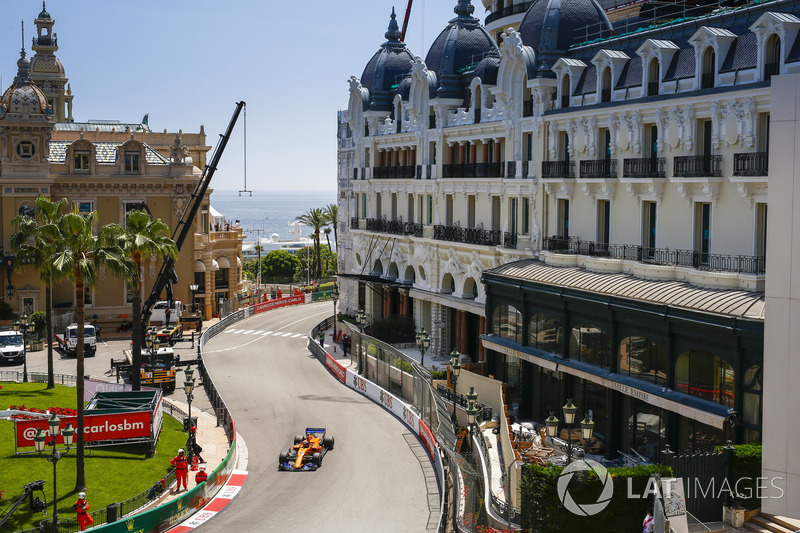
[0,330,25,363]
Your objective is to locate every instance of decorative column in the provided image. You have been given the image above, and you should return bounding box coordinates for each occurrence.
[479,316,487,362]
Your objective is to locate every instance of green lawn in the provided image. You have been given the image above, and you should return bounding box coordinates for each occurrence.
[0,382,187,532]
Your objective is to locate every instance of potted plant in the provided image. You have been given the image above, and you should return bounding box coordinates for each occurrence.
[30,311,46,350]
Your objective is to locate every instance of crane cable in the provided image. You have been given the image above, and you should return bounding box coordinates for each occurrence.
[239,103,251,196]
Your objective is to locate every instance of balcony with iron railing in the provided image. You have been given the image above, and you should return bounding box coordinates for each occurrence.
[579,159,617,179]
[623,157,666,178]
[434,225,501,246]
[373,165,417,179]
[673,155,722,178]
[351,217,359,229]
[561,94,570,109]
[647,81,659,97]
[733,152,768,177]
[765,62,779,81]
[442,162,505,178]
[523,100,533,117]
[542,236,765,274]
[701,72,715,89]
[541,160,575,179]
[601,88,611,103]
[503,232,518,249]
[365,218,422,237]
[33,36,57,47]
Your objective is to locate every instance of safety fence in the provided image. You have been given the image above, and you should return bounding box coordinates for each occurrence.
[9,318,243,532]
[308,318,511,532]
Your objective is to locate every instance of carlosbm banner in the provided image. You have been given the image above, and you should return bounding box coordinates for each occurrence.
[253,294,304,314]
[16,410,151,447]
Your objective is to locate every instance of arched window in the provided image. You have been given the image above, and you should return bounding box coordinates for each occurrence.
[618,336,667,385]
[675,350,734,407]
[701,48,716,89]
[528,312,564,355]
[474,85,482,123]
[561,74,571,108]
[765,34,781,80]
[569,324,610,368]
[492,303,522,343]
[648,58,660,96]
[601,68,612,103]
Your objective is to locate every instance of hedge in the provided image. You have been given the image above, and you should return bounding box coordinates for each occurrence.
[521,462,672,533]
[713,443,762,510]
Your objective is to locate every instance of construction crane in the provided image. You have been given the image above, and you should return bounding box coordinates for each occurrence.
[400,0,413,42]
[141,101,246,330]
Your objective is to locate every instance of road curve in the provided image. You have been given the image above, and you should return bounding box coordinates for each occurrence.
[197,302,434,533]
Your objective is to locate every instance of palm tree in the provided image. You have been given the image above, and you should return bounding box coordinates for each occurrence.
[324,203,338,250]
[296,208,327,279]
[10,196,67,389]
[52,210,126,492]
[102,210,177,391]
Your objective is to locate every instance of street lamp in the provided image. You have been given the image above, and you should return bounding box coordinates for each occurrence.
[145,330,160,367]
[545,399,595,464]
[184,366,196,466]
[355,308,367,375]
[14,314,30,383]
[415,328,430,367]
[33,413,75,533]
[466,387,479,440]
[189,283,199,314]
[450,349,461,431]
[331,284,339,343]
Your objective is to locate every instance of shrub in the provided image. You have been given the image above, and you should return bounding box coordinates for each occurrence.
[30,311,47,338]
[521,462,672,533]
[713,443,762,509]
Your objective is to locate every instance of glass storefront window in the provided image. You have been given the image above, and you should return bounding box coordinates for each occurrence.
[678,417,725,452]
[676,351,735,407]
[622,396,665,462]
[528,312,564,355]
[618,336,667,385]
[569,324,610,368]
[493,303,522,343]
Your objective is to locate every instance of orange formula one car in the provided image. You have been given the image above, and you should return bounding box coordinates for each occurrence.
[278,428,334,471]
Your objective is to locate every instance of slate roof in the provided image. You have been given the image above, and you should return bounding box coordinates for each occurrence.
[471,54,501,85]
[425,2,499,100]
[55,121,150,133]
[519,0,613,53]
[616,54,642,88]
[721,29,758,72]
[48,141,170,165]
[486,259,765,320]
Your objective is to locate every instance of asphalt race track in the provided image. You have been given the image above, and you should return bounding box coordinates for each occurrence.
[197,302,435,532]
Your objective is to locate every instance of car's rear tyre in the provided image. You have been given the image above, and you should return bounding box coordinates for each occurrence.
[323,435,334,450]
[293,435,304,444]
[279,451,288,466]
[312,452,321,466]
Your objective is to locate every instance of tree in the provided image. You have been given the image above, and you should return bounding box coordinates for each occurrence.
[52,209,126,492]
[102,210,177,391]
[261,249,301,281]
[10,196,68,389]
[296,208,327,279]
[324,203,338,251]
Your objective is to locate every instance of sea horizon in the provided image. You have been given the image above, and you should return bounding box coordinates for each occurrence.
[209,189,336,243]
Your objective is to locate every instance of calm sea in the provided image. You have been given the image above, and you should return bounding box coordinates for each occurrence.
[209,190,336,242]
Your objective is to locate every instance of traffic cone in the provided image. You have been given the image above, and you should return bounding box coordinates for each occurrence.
[191,455,199,471]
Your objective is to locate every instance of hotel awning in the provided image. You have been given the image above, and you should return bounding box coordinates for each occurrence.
[217,256,230,269]
[194,260,206,273]
[482,336,730,429]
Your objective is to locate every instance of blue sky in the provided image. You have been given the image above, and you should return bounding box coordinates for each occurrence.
[0,1,471,191]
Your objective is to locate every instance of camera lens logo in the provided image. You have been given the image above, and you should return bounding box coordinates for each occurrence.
[556,459,614,516]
